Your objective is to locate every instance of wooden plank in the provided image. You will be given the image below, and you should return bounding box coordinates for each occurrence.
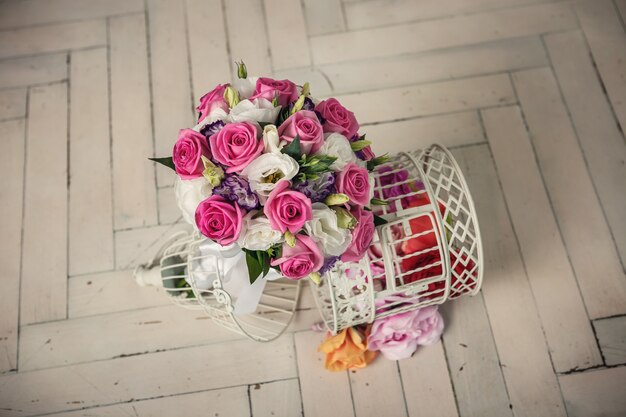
[618,0,626,22]
[0,337,297,416]
[68,47,114,276]
[398,341,459,417]
[483,105,603,372]
[309,36,548,96]
[250,379,302,417]
[559,367,626,417]
[593,316,626,366]
[350,359,407,417]
[20,82,68,325]
[22,293,316,371]
[441,295,513,417]
[512,67,626,319]
[335,73,515,125]
[48,386,250,417]
[454,144,566,416]
[0,119,25,373]
[294,331,355,417]
[157,186,181,224]
[147,0,194,188]
[546,30,626,274]
[225,0,272,75]
[576,0,626,138]
[0,19,106,59]
[264,0,311,70]
[114,223,191,270]
[344,0,554,30]
[0,88,26,120]
[185,0,231,104]
[365,111,484,156]
[109,13,158,229]
[303,0,345,36]
[0,0,143,30]
[310,2,576,65]
[0,53,67,89]
[68,269,170,318]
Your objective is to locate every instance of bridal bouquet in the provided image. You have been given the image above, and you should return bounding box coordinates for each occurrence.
[152,62,387,284]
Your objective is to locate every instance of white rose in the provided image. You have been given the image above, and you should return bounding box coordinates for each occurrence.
[304,203,352,256]
[241,152,299,201]
[238,211,284,251]
[175,177,212,226]
[192,108,228,132]
[229,98,281,124]
[263,124,284,154]
[233,76,258,99]
[317,133,357,171]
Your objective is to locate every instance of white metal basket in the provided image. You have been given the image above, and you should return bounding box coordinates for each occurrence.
[313,144,483,334]
[134,231,301,342]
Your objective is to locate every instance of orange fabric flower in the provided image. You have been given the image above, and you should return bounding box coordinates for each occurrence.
[318,327,377,371]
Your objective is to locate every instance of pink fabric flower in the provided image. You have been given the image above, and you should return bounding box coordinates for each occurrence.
[271,234,324,280]
[172,129,211,179]
[367,306,444,360]
[264,180,313,233]
[196,84,229,121]
[341,206,375,262]
[277,110,325,155]
[336,162,371,206]
[315,98,359,139]
[195,195,244,246]
[250,77,299,107]
[209,121,263,173]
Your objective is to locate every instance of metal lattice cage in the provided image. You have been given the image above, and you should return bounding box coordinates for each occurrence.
[135,231,301,342]
[312,144,483,334]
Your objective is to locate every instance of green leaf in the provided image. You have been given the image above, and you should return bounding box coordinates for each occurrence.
[245,251,263,284]
[373,214,388,227]
[371,198,389,206]
[275,105,291,126]
[281,135,302,160]
[350,139,372,152]
[149,157,175,171]
[367,154,390,171]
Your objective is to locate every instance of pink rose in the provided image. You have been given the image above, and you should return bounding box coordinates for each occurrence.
[264,180,313,233]
[195,195,244,246]
[271,234,324,280]
[315,98,359,139]
[196,84,229,121]
[277,110,324,155]
[209,121,263,173]
[336,162,371,206]
[341,206,375,262]
[367,306,444,360]
[172,129,211,179]
[250,77,298,107]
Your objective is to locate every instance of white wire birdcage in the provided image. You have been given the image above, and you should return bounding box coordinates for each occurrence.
[312,144,483,334]
[134,230,301,342]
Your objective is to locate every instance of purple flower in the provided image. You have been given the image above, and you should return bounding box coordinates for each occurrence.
[319,256,340,275]
[302,97,315,111]
[293,172,336,203]
[379,167,411,199]
[213,174,259,211]
[200,120,225,138]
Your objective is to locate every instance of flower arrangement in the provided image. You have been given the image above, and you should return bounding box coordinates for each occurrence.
[151,62,389,285]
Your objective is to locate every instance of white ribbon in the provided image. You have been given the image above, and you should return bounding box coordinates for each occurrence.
[188,240,282,316]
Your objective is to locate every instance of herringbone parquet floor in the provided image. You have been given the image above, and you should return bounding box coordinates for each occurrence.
[1,0,626,416]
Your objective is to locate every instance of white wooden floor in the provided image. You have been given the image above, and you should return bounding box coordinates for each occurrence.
[1,0,626,416]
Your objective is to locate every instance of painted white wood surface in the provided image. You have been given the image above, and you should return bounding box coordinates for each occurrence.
[20,82,68,325]
[483,105,602,372]
[0,119,25,373]
[0,0,625,415]
[68,47,114,276]
[455,143,566,416]
[512,67,626,320]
